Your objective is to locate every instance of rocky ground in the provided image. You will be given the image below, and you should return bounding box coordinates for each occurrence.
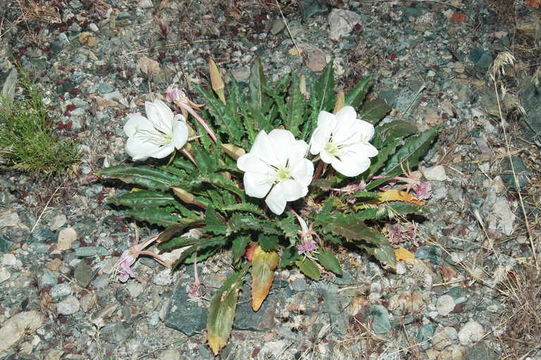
[1,0,540,359]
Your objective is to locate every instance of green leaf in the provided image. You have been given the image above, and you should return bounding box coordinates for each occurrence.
[316,249,343,275]
[125,207,181,227]
[377,120,418,142]
[313,61,335,113]
[231,235,251,264]
[349,191,380,200]
[171,237,228,268]
[156,223,197,244]
[295,258,321,280]
[285,75,304,136]
[345,75,373,108]
[359,98,392,125]
[99,165,183,191]
[228,214,280,235]
[207,265,249,355]
[276,212,298,244]
[379,126,438,178]
[258,234,279,251]
[203,207,228,235]
[367,138,402,178]
[108,191,178,208]
[355,242,397,270]
[219,203,266,216]
[157,233,204,252]
[249,57,266,111]
[317,213,387,245]
[280,247,299,268]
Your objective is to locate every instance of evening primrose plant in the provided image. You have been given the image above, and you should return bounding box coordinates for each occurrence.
[99,60,437,355]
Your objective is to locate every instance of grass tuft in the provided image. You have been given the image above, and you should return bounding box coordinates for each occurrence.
[0,73,80,178]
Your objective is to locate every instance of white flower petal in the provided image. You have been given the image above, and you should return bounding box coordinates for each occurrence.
[310,112,335,155]
[358,143,379,157]
[290,159,314,188]
[267,129,296,166]
[265,180,305,215]
[331,152,371,177]
[145,99,174,134]
[172,120,188,149]
[333,107,360,144]
[123,114,152,137]
[244,173,273,198]
[288,139,309,164]
[237,153,273,174]
[356,119,375,142]
[126,135,162,161]
[249,130,280,167]
[149,143,176,159]
[319,149,335,164]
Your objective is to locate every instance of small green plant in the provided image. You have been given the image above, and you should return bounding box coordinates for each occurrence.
[100,59,437,355]
[0,72,80,177]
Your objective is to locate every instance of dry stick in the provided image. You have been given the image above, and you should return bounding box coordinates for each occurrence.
[31,184,63,233]
[492,77,538,271]
[275,0,304,65]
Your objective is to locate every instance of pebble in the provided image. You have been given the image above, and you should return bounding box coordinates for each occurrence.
[2,253,17,266]
[328,9,362,40]
[0,311,43,353]
[127,282,144,298]
[75,246,108,257]
[56,295,80,315]
[88,23,99,32]
[138,0,153,8]
[158,349,182,360]
[432,326,458,350]
[57,227,77,250]
[0,212,19,228]
[50,283,72,300]
[74,261,94,288]
[458,320,484,345]
[0,266,10,283]
[49,214,67,231]
[369,305,391,334]
[436,295,455,316]
[421,165,448,181]
[153,269,173,286]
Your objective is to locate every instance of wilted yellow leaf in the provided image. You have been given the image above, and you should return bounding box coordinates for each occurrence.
[251,246,279,311]
[334,90,345,114]
[209,59,226,104]
[395,247,415,264]
[377,189,425,206]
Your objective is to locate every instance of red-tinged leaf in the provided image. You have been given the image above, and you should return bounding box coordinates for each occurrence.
[251,246,279,311]
[526,0,540,8]
[449,12,467,23]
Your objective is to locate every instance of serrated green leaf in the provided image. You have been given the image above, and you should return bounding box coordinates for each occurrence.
[156,223,197,244]
[109,191,178,208]
[286,75,304,136]
[228,214,280,235]
[172,237,228,268]
[355,242,397,270]
[367,138,402,177]
[231,235,251,264]
[207,265,249,355]
[280,247,299,268]
[203,207,228,235]
[349,191,380,199]
[359,98,392,125]
[219,203,266,216]
[99,165,183,191]
[316,249,343,275]
[379,126,438,178]
[157,233,203,252]
[276,212,298,244]
[295,258,321,280]
[249,57,266,111]
[377,120,418,141]
[258,234,279,251]
[345,75,373,108]
[313,61,335,113]
[317,213,387,245]
[125,207,181,227]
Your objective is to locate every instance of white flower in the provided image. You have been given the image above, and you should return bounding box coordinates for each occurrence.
[309,106,378,177]
[123,99,188,161]
[237,129,314,215]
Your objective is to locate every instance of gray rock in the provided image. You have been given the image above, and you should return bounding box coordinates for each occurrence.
[421,165,448,181]
[464,342,499,360]
[164,281,207,336]
[56,295,80,315]
[0,266,10,283]
[50,283,72,300]
[101,322,131,344]
[30,227,56,243]
[416,323,437,350]
[432,326,458,350]
[270,19,286,35]
[0,234,12,252]
[469,48,493,69]
[301,0,328,19]
[158,349,182,360]
[152,269,173,286]
[0,212,19,228]
[415,246,442,264]
[39,269,58,287]
[74,261,94,288]
[436,295,455,316]
[0,311,43,353]
[290,278,308,292]
[75,246,108,257]
[521,84,541,139]
[328,9,362,41]
[446,287,469,304]
[234,282,285,331]
[369,305,391,334]
[458,320,484,345]
[49,214,67,231]
[501,156,529,189]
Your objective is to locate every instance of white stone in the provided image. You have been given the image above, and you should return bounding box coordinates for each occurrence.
[421,165,448,181]
[432,326,458,350]
[2,253,17,266]
[436,295,455,316]
[49,214,67,231]
[152,269,173,286]
[158,349,181,360]
[56,295,80,315]
[458,320,484,345]
[0,311,44,353]
[328,9,362,41]
[490,197,515,235]
[138,0,153,8]
[50,283,72,299]
[57,227,77,250]
[0,212,20,228]
[126,282,144,298]
[0,266,10,283]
